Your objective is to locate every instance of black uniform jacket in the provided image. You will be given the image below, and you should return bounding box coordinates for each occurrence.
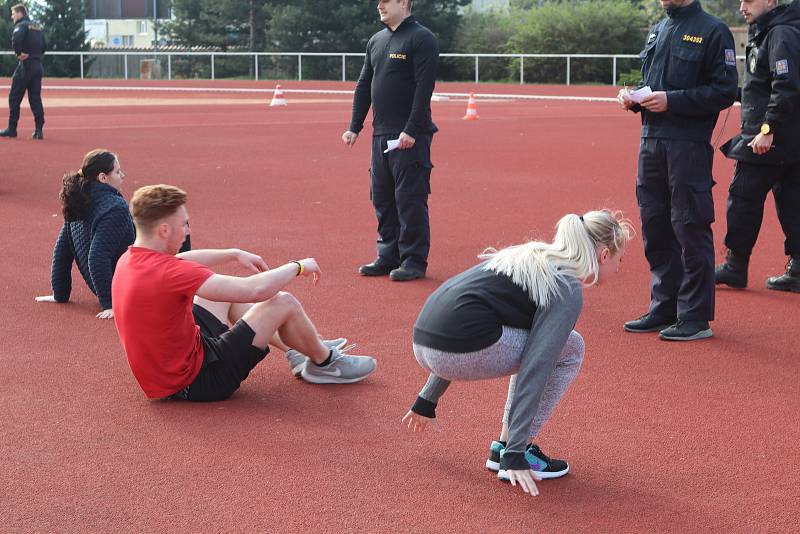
[349,15,439,138]
[721,0,800,165]
[638,1,738,142]
[12,16,46,59]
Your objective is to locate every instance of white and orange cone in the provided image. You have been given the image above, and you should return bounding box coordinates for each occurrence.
[270,84,287,106]
[462,92,479,120]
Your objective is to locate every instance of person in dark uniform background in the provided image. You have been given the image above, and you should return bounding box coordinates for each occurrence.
[1,3,45,140]
[617,0,738,341]
[342,0,439,282]
[715,0,800,293]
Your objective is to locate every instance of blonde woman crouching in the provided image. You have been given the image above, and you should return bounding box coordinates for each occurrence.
[402,209,633,496]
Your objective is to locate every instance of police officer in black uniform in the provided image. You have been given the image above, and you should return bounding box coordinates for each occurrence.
[618,0,738,341]
[716,0,800,293]
[1,3,46,140]
[342,0,438,282]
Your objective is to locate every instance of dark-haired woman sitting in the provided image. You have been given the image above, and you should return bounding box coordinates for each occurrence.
[36,149,189,319]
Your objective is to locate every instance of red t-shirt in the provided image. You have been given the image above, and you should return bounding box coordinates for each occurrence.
[112,247,214,398]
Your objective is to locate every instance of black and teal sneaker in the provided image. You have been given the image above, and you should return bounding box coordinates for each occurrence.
[493,442,569,480]
[485,440,505,471]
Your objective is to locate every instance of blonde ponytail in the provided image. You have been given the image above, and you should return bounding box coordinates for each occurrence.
[480,210,633,307]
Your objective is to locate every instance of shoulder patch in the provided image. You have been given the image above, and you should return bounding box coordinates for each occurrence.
[725,49,736,67]
[776,59,789,75]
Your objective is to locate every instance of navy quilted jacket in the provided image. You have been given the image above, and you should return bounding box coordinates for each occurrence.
[51,182,134,310]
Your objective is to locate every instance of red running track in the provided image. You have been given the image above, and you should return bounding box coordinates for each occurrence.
[1,80,798,532]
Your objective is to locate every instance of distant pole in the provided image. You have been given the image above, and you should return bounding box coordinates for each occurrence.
[153,0,158,50]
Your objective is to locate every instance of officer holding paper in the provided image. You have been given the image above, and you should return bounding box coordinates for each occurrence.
[617,0,738,341]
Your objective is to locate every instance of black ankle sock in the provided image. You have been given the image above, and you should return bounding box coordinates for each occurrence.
[498,440,507,447]
[313,350,333,367]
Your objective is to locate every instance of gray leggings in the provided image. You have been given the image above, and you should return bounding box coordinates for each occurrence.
[413,327,584,439]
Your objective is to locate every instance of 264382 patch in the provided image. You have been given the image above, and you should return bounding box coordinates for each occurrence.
[776,59,789,75]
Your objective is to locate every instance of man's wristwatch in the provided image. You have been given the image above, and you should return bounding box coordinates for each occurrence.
[760,123,771,135]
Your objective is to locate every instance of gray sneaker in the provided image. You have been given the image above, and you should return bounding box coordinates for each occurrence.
[300,347,377,384]
[286,338,349,377]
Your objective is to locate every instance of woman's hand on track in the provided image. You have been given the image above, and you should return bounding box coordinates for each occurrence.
[96,309,114,319]
[35,295,58,303]
[506,469,541,497]
[401,410,440,433]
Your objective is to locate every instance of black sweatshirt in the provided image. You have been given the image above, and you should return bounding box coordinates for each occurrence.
[721,0,800,165]
[348,15,439,138]
[413,263,542,353]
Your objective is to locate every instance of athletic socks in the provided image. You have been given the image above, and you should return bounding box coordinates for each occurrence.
[313,350,334,367]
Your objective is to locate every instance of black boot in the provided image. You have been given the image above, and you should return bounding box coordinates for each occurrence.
[0,127,17,138]
[31,129,44,140]
[766,255,800,293]
[715,250,749,289]
[358,259,397,277]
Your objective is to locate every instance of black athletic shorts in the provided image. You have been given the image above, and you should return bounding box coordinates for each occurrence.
[170,304,269,402]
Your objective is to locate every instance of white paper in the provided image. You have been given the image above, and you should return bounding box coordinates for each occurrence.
[383,138,401,153]
[625,86,653,103]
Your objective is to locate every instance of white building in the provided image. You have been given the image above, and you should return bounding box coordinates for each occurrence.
[85,19,157,48]
[84,0,170,48]
[471,0,510,11]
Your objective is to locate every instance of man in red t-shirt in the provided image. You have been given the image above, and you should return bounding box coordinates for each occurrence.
[112,184,377,401]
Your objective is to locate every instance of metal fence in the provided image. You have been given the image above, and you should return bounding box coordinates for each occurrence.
[2,50,749,85]
[2,50,648,85]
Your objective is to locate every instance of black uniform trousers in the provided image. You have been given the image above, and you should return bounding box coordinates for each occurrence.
[370,133,433,271]
[8,59,44,130]
[636,138,716,322]
[724,160,800,257]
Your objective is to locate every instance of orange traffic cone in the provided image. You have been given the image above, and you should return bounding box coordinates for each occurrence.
[462,92,479,120]
[270,84,287,106]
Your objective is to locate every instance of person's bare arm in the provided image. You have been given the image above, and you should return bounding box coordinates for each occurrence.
[176,248,268,272]
[196,258,320,303]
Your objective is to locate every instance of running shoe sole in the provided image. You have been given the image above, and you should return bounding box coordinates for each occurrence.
[497,466,569,480]
[299,372,374,385]
[659,329,713,341]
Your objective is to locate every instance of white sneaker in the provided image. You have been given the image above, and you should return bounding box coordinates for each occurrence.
[286,338,350,377]
[300,347,377,384]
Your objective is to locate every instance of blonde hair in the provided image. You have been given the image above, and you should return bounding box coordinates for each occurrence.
[480,209,634,308]
[130,184,187,233]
